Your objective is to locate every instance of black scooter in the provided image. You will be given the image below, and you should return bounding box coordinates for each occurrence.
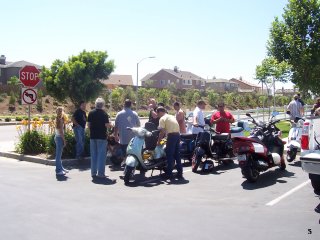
[191,125,237,173]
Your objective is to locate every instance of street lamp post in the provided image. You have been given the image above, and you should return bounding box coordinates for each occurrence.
[136,56,155,109]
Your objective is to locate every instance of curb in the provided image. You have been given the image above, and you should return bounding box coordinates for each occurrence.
[0,151,90,166]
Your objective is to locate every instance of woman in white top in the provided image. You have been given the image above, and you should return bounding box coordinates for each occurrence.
[55,107,67,176]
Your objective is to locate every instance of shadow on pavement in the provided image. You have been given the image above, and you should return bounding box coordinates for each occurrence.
[288,160,301,168]
[241,169,295,190]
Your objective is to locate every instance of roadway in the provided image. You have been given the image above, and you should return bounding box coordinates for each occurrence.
[0,155,319,240]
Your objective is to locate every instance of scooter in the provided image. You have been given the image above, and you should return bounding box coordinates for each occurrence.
[123,122,166,185]
[179,133,197,162]
[286,117,304,162]
[233,112,286,183]
[191,125,238,173]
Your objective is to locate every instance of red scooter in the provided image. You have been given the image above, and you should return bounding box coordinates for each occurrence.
[233,112,286,182]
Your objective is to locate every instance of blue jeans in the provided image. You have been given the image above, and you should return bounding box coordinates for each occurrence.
[165,134,183,177]
[73,126,85,158]
[90,139,107,176]
[54,135,64,173]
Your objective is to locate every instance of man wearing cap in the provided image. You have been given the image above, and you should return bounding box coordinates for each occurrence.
[156,107,183,180]
[210,102,235,133]
[287,95,303,121]
[191,100,206,135]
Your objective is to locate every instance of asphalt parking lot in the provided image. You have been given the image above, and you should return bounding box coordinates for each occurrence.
[0,156,319,240]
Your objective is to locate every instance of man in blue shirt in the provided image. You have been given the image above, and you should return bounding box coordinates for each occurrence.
[114,99,141,155]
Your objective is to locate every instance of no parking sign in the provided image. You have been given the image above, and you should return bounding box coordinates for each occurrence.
[21,88,37,105]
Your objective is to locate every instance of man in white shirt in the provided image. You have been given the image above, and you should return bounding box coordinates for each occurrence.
[191,100,206,135]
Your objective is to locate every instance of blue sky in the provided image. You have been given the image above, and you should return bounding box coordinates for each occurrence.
[1,0,291,88]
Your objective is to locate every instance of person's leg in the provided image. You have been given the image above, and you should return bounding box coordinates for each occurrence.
[173,135,183,177]
[165,136,175,178]
[79,127,85,157]
[97,139,107,177]
[73,126,81,159]
[90,139,98,177]
[54,136,64,174]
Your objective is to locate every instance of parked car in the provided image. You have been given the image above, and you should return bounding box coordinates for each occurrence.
[299,115,320,192]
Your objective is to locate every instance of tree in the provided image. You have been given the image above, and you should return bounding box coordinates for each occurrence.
[255,56,290,110]
[158,89,170,106]
[207,90,219,107]
[41,50,114,106]
[267,0,320,94]
[7,76,20,86]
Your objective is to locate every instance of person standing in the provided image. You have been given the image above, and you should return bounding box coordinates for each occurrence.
[210,102,235,133]
[287,95,303,120]
[87,97,111,179]
[173,101,186,133]
[148,98,160,127]
[156,107,183,180]
[114,99,141,155]
[54,106,68,176]
[72,100,87,161]
[191,100,206,135]
[297,93,305,116]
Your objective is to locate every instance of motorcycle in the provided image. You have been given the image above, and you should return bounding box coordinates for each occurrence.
[233,112,286,183]
[191,125,238,173]
[286,117,305,162]
[179,133,197,162]
[123,122,166,185]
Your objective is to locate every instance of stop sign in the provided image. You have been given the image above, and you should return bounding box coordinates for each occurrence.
[19,65,41,87]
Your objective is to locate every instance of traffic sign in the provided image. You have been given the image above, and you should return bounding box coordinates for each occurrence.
[19,65,41,87]
[21,88,37,105]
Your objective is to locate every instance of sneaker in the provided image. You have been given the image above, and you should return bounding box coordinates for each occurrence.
[56,171,66,176]
[176,174,184,180]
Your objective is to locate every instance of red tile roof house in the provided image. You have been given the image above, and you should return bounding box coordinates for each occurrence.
[101,74,134,89]
[141,67,206,90]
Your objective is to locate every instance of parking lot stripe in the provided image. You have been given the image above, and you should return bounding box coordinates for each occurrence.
[266,180,311,206]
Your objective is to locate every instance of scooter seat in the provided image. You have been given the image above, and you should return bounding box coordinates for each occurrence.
[180,133,196,140]
[212,133,230,141]
[231,127,243,134]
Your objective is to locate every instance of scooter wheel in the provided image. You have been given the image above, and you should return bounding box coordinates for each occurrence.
[124,166,134,185]
[286,150,296,163]
[191,153,201,173]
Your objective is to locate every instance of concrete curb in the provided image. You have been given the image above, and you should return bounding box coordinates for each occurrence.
[0,151,90,166]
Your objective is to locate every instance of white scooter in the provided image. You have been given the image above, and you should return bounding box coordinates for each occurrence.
[123,122,166,185]
[286,117,305,162]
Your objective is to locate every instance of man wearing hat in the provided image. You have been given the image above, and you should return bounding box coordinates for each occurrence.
[287,95,303,121]
[191,100,206,135]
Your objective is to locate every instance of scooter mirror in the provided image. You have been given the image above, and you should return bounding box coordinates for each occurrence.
[245,113,251,117]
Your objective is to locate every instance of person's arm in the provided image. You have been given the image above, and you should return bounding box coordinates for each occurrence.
[114,126,119,142]
[58,119,66,146]
[157,128,166,145]
[151,109,158,119]
[71,112,79,127]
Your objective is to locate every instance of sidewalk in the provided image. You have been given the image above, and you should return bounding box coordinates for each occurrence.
[0,140,85,166]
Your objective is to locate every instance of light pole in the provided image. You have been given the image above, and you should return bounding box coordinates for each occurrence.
[136,56,155,109]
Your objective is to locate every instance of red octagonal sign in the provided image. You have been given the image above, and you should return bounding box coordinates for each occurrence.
[19,65,41,87]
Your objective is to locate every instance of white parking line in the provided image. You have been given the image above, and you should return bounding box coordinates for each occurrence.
[266,180,311,206]
[140,168,192,184]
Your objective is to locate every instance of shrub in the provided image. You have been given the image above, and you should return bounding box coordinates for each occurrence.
[5,117,11,122]
[8,105,15,112]
[43,115,50,121]
[16,130,48,155]
[45,98,50,104]
[47,130,90,158]
[0,96,4,102]
[15,116,23,121]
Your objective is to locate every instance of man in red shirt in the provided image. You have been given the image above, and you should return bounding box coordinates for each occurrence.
[210,102,235,133]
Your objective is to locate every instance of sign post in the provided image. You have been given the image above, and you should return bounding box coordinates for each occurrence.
[19,65,41,131]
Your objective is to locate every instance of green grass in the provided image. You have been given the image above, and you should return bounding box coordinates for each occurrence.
[243,120,290,139]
